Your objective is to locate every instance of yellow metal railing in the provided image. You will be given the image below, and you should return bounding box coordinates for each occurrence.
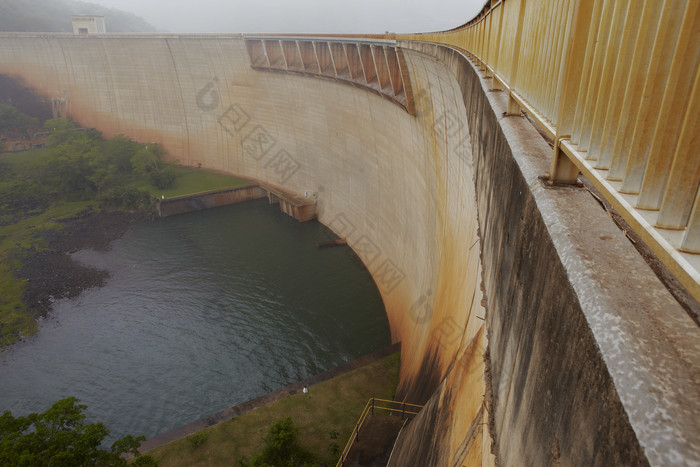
[398,0,700,301]
[336,398,423,467]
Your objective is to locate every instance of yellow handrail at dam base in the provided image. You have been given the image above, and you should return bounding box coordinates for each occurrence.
[336,398,423,467]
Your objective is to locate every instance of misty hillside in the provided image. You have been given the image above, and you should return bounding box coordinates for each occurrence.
[0,0,159,33]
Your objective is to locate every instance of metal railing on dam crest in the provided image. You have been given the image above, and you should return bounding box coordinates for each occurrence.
[397,0,700,302]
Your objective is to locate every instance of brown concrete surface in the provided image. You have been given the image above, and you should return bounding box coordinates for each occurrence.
[1,33,698,466]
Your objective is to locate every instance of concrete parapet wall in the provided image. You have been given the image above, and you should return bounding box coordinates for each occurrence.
[1,34,698,465]
[398,41,700,466]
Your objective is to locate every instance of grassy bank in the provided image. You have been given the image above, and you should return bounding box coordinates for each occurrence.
[0,147,248,349]
[127,166,250,199]
[146,352,401,467]
[0,198,94,348]
[0,149,89,347]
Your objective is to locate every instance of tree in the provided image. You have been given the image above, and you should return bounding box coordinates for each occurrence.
[43,118,78,146]
[0,397,157,466]
[130,144,176,189]
[41,119,111,197]
[102,135,142,175]
[239,418,318,467]
[44,132,102,196]
[0,103,39,138]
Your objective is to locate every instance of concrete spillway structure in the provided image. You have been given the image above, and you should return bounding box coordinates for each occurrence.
[1,31,699,466]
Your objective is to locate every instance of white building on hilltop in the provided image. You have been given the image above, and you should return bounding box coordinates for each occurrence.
[72,16,106,34]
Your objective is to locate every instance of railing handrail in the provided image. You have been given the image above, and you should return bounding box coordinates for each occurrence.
[371,397,424,409]
[396,0,700,302]
[336,398,424,467]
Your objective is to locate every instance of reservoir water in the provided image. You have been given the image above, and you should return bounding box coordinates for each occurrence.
[0,199,390,442]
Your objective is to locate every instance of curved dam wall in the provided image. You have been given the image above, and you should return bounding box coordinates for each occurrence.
[1,34,699,465]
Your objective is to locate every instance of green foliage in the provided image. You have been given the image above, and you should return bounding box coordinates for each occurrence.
[239,418,318,467]
[130,144,176,190]
[40,122,167,199]
[0,396,157,466]
[186,432,207,449]
[0,103,39,137]
[327,429,340,458]
[32,123,177,196]
[0,178,52,225]
[328,442,340,458]
[103,135,142,175]
[148,169,176,190]
[100,187,153,211]
[0,149,54,224]
[44,131,103,197]
[0,138,245,349]
[43,118,77,146]
[130,144,164,174]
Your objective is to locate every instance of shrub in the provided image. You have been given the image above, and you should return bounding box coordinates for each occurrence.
[102,134,141,174]
[187,431,207,449]
[148,167,176,189]
[239,417,318,467]
[131,144,177,189]
[100,187,153,211]
[0,103,39,138]
[0,397,157,466]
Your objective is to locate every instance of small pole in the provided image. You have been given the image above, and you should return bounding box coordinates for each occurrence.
[371,398,374,415]
[402,402,405,420]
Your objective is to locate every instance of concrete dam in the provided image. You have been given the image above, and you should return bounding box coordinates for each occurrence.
[1,2,699,465]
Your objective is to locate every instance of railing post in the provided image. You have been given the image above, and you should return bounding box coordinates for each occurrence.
[682,189,700,254]
[548,0,594,183]
[549,137,578,184]
[371,398,374,415]
[505,0,527,116]
[657,67,700,231]
[555,0,594,137]
[491,0,505,74]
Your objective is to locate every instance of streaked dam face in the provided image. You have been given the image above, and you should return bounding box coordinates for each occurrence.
[1,11,699,463]
[0,200,390,442]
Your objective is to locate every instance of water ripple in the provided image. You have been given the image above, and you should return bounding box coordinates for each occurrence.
[0,200,389,442]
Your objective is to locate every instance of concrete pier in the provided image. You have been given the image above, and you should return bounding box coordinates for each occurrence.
[157,183,316,222]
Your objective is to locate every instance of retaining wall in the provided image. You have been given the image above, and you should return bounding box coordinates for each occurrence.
[157,185,265,217]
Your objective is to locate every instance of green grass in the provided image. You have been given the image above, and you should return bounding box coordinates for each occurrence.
[146,352,401,467]
[126,167,250,199]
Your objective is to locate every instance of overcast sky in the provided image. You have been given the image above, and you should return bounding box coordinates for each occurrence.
[86,0,487,34]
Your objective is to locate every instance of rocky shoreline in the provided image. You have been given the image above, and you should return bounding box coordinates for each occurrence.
[16,209,154,320]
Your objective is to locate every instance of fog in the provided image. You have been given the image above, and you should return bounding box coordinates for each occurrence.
[85,0,487,34]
